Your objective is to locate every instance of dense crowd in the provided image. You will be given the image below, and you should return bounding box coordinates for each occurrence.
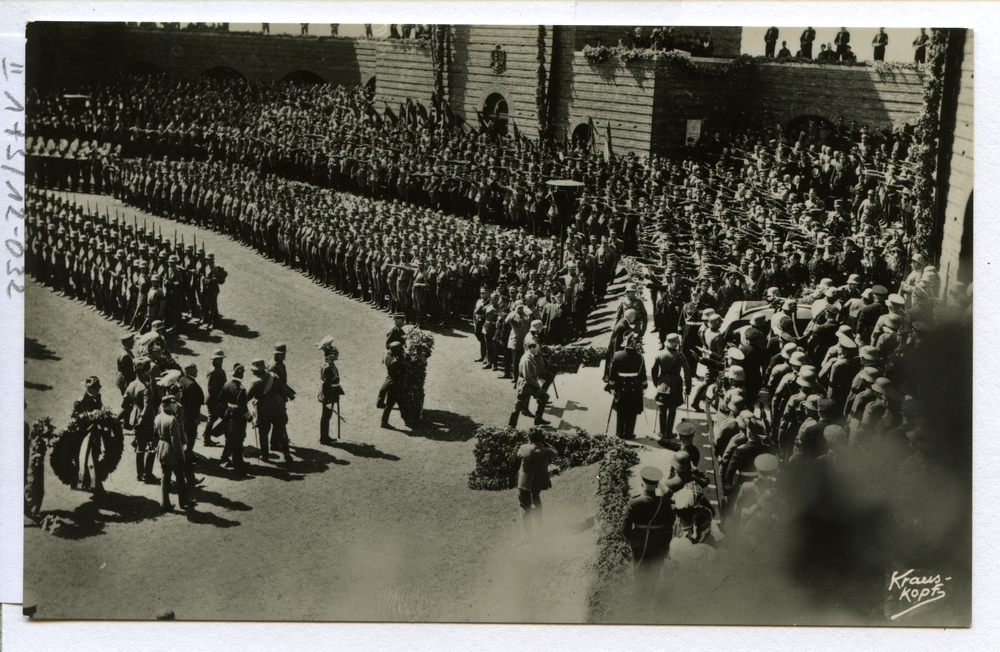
[25,188,226,332]
[26,70,971,583]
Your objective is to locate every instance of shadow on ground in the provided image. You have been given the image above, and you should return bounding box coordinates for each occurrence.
[324,439,401,461]
[405,409,481,442]
[25,338,61,362]
[216,317,260,340]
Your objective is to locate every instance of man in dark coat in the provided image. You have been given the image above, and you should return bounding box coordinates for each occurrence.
[247,357,296,462]
[607,333,648,439]
[116,333,136,396]
[623,466,674,591]
[652,333,692,438]
[203,349,227,447]
[380,342,410,429]
[220,362,252,472]
[514,429,558,535]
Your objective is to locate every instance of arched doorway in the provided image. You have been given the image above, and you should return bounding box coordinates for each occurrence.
[365,76,377,98]
[572,122,593,149]
[200,66,245,81]
[281,70,326,85]
[483,92,509,137]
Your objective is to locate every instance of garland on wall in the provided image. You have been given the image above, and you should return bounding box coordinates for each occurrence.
[910,29,949,254]
[536,25,550,140]
[582,47,923,75]
[432,25,447,100]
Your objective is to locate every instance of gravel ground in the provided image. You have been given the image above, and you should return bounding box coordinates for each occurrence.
[24,193,614,623]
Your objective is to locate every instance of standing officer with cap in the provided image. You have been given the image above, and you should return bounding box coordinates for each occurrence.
[317,336,345,444]
[378,315,407,408]
[219,362,252,472]
[380,342,410,429]
[248,358,296,462]
[615,283,648,338]
[116,333,136,397]
[652,333,692,438]
[177,362,205,463]
[514,429,559,535]
[607,332,648,440]
[622,465,674,591]
[121,356,160,484]
[269,343,290,386]
[203,349,227,447]
[154,394,193,512]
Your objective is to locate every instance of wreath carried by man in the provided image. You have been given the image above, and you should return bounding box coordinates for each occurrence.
[49,410,125,489]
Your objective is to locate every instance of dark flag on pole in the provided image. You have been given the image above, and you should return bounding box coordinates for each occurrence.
[384,102,398,128]
[415,101,429,127]
[603,121,615,162]
[588,117,599,154]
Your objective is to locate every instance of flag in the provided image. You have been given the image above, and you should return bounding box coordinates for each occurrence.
[511,118,521,144]
[603,122,615,162]
[444,101,456,129]
[384,102,398,128]
[588,118,598,154]
[399,102,408,127]
[415,101,429,126]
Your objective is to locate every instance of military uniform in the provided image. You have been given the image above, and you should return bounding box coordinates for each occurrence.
[607,339,648,439]
[623,467,675,571]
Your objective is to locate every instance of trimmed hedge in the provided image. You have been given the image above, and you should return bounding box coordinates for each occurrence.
[468,425,636,491]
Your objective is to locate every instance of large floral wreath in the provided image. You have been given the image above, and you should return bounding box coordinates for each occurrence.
[49,409,125,488]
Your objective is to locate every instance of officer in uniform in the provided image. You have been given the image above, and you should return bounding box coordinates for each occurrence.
[514,429,559,535]
[248,358,296,463]
[204,349,227,447]
[317,336,345,444]
[177,362,205,464]
[116,333,136,396]
[652,333,693,438]
[380,341,410,429]
[121,356,160,484]
[607,333,648,439]
[220,362,252,472]
[509,339,551,428]
[615,283,648,338]
[622,466,674,591]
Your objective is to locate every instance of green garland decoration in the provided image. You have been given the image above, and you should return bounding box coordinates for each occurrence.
[432,25,446,101]
[582,47,922,76]
[536,25,550,140]
[911,29,949,254]
[467,425,639,491]
[25,418,57,517]
[400,328,435,424]
[49,410,125,488]
[586,442,640,621]
[542,344,608,374]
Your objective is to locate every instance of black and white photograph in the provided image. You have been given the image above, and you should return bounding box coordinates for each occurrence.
[18,18,973,629]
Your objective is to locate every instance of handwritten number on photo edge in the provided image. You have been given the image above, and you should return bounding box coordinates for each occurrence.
[6,260,22,276]
[6,279,23,297]
[5,205,23,220]
[5,238,22,258]
[4,90,23,112]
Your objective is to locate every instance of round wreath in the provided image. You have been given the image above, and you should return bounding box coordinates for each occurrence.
[49,409,125,488]
[25,418,57,517]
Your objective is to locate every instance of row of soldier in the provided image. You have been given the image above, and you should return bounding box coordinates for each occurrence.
[100,156,620,331]
[25,187,224,332]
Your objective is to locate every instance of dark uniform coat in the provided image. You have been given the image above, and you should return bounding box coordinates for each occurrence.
[608,348,648,415]
[623,489,675,563]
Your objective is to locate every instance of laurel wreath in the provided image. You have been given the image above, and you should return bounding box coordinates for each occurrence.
[49,410,125,488]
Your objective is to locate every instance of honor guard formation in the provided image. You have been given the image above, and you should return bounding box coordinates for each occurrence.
[24,30,971,590]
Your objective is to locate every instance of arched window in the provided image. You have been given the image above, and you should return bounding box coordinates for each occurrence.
[483,92,509,137]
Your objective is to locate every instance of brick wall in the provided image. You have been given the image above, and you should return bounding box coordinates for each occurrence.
[28,23,375,89]
[938,29,974,289]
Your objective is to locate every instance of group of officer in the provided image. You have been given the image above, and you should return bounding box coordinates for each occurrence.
[25,187,225,332]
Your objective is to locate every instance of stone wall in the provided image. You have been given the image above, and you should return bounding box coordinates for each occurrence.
[937,29,974,289]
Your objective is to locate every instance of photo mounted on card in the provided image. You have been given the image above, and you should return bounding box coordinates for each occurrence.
[21,21,971,626]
